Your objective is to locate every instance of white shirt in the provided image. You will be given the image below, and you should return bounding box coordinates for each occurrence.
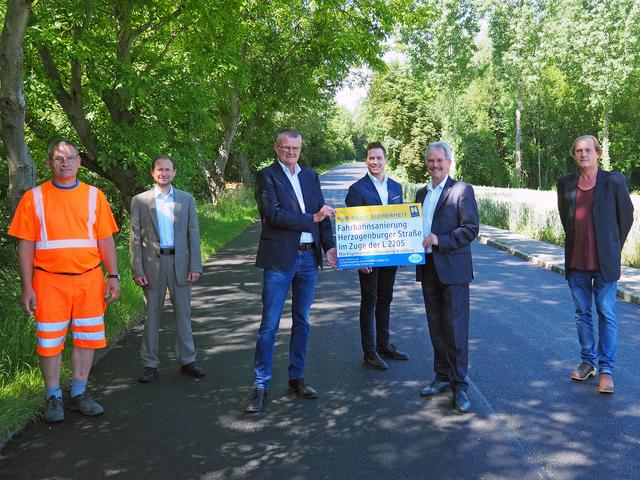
[154,185,175,248]
[422,175,449,254]
[278,161,314,244]
[367,172,389,205]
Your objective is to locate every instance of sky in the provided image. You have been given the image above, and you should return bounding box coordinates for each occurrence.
[335,44,408,112]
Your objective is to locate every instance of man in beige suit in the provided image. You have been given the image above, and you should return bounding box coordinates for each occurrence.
[130,155,205,383]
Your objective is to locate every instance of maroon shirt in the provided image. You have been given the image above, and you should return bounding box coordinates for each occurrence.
[570,186,600,271]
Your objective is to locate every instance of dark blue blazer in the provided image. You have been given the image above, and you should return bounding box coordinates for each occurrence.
[344,174,403,207]
[255,161,335,271]
[414,177,479,285]
[557,168,634,282]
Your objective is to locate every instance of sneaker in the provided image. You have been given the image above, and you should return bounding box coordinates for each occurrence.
[68,392,104,416]
[571,362,596,381]
[43,395,64,423]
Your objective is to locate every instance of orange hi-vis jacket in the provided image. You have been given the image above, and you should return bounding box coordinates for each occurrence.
[9,180,118,273]
[8,180,119,356]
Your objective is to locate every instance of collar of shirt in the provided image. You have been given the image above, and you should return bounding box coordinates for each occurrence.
[427,175,449,192]
[154,184,174,200]
[278,160,301,178]
[367,172,388,187]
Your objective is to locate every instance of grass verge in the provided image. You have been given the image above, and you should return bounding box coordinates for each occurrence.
[0,187,257,445]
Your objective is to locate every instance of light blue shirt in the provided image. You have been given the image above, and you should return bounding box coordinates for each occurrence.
[278,161,314,244]
[422,175,449,254]
[367,172,389,205]
[154,185,175,248]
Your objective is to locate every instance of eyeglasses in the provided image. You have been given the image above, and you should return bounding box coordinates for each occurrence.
[277,145,301,153]
[52,155,78,164]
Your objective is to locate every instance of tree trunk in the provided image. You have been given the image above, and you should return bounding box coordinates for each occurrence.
[514,94,522,186]
[235,151,253,186]
[1,0,36,215]
[601,109,611,171]
[206,91,241,202]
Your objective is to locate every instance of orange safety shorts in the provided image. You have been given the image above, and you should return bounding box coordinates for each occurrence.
[33,266,107,357]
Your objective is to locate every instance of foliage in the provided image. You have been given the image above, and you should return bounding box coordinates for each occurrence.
[356,0,640,190]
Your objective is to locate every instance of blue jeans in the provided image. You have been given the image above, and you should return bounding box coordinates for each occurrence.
[567,269,618,374]
[253,250,318,389]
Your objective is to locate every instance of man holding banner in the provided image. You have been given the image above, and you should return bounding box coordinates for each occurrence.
[415,141,479,413]
[345,142,409,370]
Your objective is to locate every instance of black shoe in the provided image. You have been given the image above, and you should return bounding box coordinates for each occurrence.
[181,362,205,378]
[376,344,409,360]
[139,367,157,383]
[420,379,450,396]
[288,377,318,399]
[245,387,266,413]
[363,351,389,370]
[453,390,471,413]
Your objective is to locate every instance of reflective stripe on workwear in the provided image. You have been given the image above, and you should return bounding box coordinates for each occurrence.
[33,185,98,250]
[36,321,69,332]
[38,335,66,349]
[72,331,106,341]
[72,315,104,327]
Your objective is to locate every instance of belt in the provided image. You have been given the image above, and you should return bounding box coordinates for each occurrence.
[159,248,175,255]
[34,264,101,276]
[298,243,315,251]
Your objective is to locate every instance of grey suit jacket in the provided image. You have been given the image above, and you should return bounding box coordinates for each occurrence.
[130,187,202,288]
[557,168,634,282]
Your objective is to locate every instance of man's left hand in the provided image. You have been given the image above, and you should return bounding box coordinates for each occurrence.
[187,272,201,283]
[105,278,121,304]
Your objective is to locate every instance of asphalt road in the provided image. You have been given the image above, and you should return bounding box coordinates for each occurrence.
[1,163,640,480]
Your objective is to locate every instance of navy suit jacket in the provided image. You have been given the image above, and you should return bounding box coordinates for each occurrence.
[415,177,479,285]
[344,174,403,207]
[557,168,634,282]
[255,161,335,271]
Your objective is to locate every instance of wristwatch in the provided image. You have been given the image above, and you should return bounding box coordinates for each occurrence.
[108,274,121,281]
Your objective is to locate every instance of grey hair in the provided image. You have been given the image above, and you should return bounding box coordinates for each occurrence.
[47,139,79,161]
[425,141,453,161]
[276,128,302,144]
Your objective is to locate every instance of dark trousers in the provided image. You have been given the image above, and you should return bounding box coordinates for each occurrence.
[358,266,398,353]
[420,256,469,392]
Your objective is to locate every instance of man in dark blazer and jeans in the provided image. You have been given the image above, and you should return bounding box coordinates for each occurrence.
[415,141,479,413]
[557,135,633,394]
[345,142,409,370]
[245,128,337,413]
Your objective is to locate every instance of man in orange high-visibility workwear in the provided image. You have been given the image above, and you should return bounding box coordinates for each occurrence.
[8,139,120,423]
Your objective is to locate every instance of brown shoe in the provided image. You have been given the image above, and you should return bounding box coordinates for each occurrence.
[598,373,614,394]
[571,362,596,381]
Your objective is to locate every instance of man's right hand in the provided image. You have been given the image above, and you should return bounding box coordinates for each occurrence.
[134,275,149,287]
[358,267,373,274]
[313,205,336,223]
[21,288,37,316]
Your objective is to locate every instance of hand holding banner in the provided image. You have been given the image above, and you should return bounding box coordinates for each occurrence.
[335,203,425,269]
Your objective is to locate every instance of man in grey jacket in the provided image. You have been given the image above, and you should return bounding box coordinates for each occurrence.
[130,155,205,383]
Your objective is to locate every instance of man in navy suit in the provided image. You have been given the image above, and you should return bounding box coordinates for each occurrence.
[245,128,337,413]
[557,135,633,394]
[345,142,409,370]
[415,141,479,413]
